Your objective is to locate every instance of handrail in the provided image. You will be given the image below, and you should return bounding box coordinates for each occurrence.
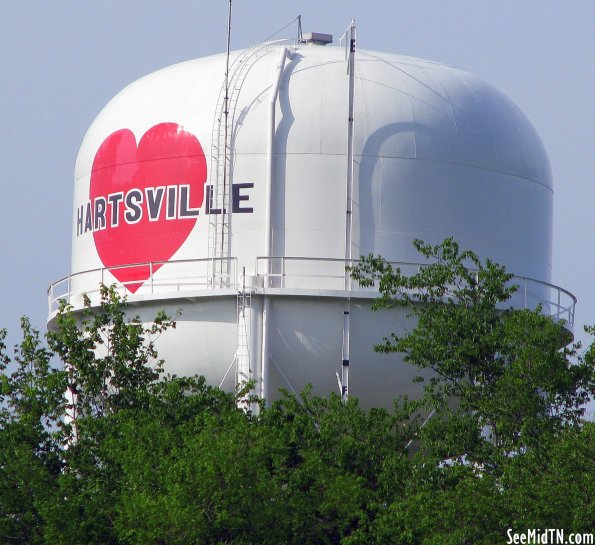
[255,256,576,329]
[47,257,238,315]
[48,256,576,330]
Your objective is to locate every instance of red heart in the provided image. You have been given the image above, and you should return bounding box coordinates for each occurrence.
[90,123,207,293]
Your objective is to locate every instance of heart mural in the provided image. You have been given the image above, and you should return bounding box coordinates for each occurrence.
[90,122,207,293]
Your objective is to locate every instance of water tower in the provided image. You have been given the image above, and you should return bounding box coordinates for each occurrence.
[48,26,575,408]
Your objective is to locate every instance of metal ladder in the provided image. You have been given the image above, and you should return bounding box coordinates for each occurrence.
[235,268,253,409]
[236,283,252,382]
[208,40,286,287]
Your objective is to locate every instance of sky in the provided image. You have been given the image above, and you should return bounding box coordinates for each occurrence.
[0,1,593,371]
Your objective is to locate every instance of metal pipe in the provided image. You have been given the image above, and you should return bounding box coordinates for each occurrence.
[344,20,356,288]
[341,308,350,402]
[341,21,356,403]
[264,46,291,265]
[261,297,270,401]
[261,46,291,403]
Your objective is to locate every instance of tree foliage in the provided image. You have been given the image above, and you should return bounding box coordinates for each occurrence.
[350,239,593,458]
[0,242,593,544]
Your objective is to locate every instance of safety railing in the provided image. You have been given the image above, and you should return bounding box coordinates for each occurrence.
[255,256,576,328]
[49,256,576,330]
[48,257,238,315]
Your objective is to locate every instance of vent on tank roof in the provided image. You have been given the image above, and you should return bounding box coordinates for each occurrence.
[299,32,333,45]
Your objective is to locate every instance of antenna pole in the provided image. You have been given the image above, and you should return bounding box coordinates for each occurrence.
[221,0,232,268]
[225,0,232,123]
[297,14,303,42]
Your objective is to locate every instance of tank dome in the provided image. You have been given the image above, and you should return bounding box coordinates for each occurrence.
[50,41,573,408]
[73,45,553,282]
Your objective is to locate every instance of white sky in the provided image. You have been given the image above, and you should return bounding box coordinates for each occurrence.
[1,1,593,387]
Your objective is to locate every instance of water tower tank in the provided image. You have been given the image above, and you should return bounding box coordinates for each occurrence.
[48,36,575,408]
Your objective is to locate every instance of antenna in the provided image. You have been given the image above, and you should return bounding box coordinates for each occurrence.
[222,0,232,263]
[297,14,303,43]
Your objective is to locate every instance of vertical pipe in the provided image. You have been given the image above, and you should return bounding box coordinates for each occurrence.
[261,298,270,401]
[341,21,356,403]
[344,21,356,287]
[264,47,291,264]
[341,309,350,401]
[261,46,291,403]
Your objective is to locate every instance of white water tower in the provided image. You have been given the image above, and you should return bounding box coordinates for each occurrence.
[48,27,575,408]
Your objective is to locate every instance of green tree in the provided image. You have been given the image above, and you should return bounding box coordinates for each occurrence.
[44,286,176,545]
[0,243,593,544]
[350,238,593,460]
[47,285,175,421]
[0,286,178,544]
[0,320,66,545]
[106,386,415,545]
[348,238,595,542]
